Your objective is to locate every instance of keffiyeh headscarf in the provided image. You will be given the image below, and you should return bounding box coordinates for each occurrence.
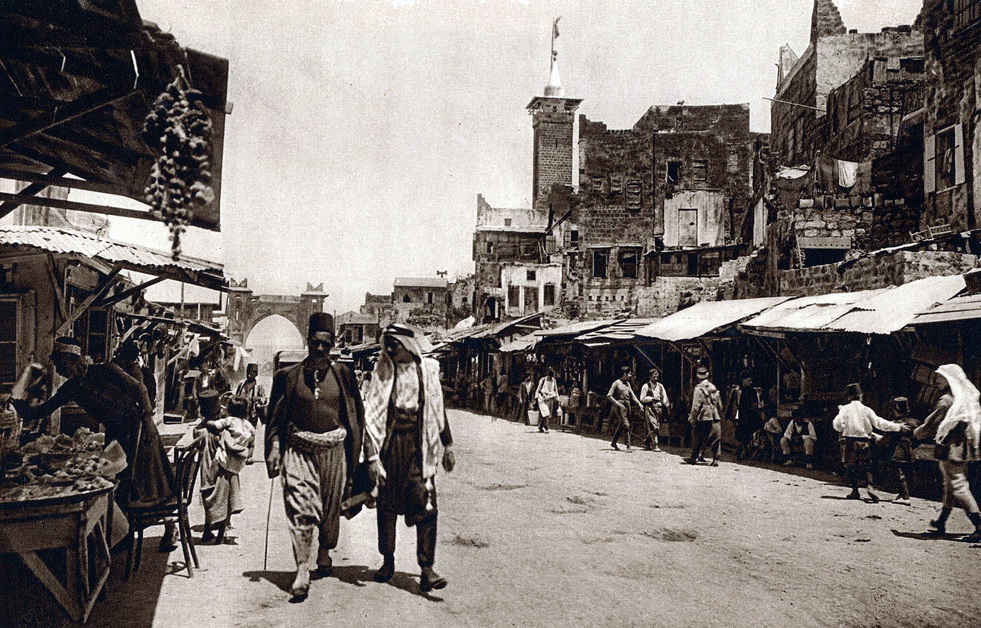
[364,326,446,479]
[935,364,981,458]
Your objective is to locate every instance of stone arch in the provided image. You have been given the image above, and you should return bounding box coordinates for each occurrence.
[225,281,328,345]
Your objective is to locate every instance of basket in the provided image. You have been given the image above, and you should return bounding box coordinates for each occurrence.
[526,410,540,426]
[0,410,21,456]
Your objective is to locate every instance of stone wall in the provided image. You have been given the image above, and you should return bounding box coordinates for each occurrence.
[778,250,978,295]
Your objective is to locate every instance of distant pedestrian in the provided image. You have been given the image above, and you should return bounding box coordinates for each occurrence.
[913,365,981,541]
[832,383,903,502]
[235,362,266,464]
[516,373,535,422]
[640,367,669,452]
[536,367,559,433]
[729,372,764,461]
[609,367,643,451]
[880,397,920,505]
[686,365,723,466]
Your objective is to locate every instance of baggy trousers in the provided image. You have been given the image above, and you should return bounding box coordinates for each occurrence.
[377,420,438,568]
[281,441,346,568]
[940,459,981,514]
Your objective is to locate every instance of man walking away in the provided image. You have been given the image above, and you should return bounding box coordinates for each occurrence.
[686,365,724,466]
[832,383,903,503]
[265,313,365,600]
[609,367,643,451]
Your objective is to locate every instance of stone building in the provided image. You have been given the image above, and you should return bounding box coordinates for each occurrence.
[390,277,448,331]
[567,103,754,318]
[920,0,981,233]
[336,311,380,347]
[446,274,475,325]
[472,194,550,322]
[771,0,923,167]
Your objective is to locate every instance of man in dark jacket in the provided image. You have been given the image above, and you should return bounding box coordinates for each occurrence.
[265,313,365,600]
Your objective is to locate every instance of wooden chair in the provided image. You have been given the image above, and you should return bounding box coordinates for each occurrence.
[125,429,200,579]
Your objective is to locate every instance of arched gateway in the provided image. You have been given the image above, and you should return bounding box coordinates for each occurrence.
[224,279,328,345]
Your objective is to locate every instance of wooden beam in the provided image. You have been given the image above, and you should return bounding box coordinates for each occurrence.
[0,167,130,197]
[98,276,165,308]
[46,253,69,323]
[57,267,121,336]
[0,88,134,151]
[0,168,68,218]
[0,191,155,223]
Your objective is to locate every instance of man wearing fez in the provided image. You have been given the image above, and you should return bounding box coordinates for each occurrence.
[364,324,455,593]
[265,313,365,600]
[12,337,177,546]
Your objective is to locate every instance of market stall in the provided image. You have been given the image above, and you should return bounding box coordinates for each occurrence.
[0,429,126,623]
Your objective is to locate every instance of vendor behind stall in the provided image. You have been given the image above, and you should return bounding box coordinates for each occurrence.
[10,337,176,516]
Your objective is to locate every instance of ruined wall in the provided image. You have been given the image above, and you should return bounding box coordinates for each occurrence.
[825,57,925,162]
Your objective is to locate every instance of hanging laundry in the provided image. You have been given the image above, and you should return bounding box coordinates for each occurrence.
[835,159,859,189]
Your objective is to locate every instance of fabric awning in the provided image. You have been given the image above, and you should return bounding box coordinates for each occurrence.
[635,297,791,341]
[0,225,225,290]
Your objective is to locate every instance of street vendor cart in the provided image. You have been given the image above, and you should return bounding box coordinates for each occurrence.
[0,485,114,624]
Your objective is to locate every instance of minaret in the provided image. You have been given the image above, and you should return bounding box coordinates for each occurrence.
[527,17,582,210]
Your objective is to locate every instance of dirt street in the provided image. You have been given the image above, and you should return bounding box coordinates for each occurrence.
[5,410,981,628]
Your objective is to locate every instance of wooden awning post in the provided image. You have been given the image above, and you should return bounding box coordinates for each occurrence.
[56,267,121,336]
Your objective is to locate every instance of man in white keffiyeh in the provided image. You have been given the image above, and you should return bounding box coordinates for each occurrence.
[914,364,981,541]
[363,324,455,593]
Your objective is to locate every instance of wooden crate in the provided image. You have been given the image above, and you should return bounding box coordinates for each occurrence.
[0,410,20,456]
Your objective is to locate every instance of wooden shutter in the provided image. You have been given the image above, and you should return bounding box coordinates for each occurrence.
[924,132,936,194]
[954,123,966,186]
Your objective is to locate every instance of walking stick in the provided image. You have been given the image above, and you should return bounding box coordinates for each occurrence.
[263,477,274,571]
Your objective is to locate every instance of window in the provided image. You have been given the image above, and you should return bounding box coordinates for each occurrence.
[526,270,537,281]
[564,228,580,249]
[609,175,623,195]
[507,285,520,309]
[427,292,434,304]
[954,0,981,29]
[592,249,609,279]
[504,218,512,227]
[485,241,494,254]
[0,299,17,389]
[523,286,538,314]
[666,161,681,184]
[626,181,642,210]
[402,294,411,303]
[618,249,639,279]
[543,283,556,306]
[931,125,964,192]
[692,159,708,184]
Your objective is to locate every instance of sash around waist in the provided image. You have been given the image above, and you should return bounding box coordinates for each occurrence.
[288,425,347,453]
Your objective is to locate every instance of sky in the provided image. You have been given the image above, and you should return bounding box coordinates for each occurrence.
[102,0,923,315]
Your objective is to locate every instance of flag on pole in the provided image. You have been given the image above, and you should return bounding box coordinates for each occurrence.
[552,16,561,41]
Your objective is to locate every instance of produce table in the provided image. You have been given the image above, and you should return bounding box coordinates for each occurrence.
[0,485,115,623]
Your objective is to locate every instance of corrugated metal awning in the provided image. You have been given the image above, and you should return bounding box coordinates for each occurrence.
[0,225,226,290]
[910,292,981,326]
[575,319,659,346]
[741,275,967,335]
[538,319,623,338]
[636,297,791,341]
[827,275,966,334]
[498,333,539,353]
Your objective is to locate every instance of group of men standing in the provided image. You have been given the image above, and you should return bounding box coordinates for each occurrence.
[265,313,455,600]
